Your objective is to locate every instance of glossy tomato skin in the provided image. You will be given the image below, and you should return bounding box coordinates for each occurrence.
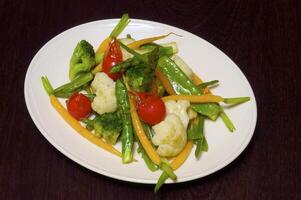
[136,93,166,125]
[102,38,123,80]
[67,92,92,120]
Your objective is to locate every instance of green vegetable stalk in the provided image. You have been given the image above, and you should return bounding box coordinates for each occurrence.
[53,72,94,98]
[187,116,208,159]
[116,79,134,163]
[157,56,221,120]
[137,142,158,172]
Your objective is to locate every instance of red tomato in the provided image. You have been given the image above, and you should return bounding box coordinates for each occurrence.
[102,38,123,80]
[67,92,92,120]
[136,93,166,125]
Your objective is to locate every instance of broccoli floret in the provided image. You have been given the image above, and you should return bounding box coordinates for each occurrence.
[69,40,96,80]
[94,112,122,144]
[125,47,159,92]
[125,63,154,92]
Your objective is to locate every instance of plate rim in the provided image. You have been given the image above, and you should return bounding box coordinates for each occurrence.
[24,18,257,184]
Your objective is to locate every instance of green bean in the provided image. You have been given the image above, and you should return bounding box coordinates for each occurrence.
[53,72,94,98]
[137,142,158,172]
[197,80,219,91]
[195,136,208,159]
[116,79,134,163]
[157,56,221,119]
[187,116,204,140]
[110,57,140,73]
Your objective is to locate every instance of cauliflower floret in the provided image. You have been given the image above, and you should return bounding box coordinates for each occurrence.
[91,72,115,91]
[91,72,117,115]
[152,114,187,157]
[165,100,190,129]
[171,55,193,79]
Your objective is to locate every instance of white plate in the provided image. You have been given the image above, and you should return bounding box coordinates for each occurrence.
[24,19,257,184]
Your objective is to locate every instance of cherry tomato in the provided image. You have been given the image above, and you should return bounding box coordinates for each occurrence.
[102,38,123,80]
[136,92,166,125]
[67,92,92,120]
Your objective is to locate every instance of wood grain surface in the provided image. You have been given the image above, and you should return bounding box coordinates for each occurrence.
[0,0,300,199]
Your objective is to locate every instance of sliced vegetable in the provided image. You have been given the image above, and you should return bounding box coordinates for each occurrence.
[41,77,121,157]
[127,33,174,49]
[129,94,161,165]
[154,140,193,192]
[162,94,250,105]
[191,73,237,132]
[116,79,134,163]
[53,72,94,98]
[195,137,208,158]
[157,56,221,120]
[137,142,158,171]
[187,116,204,140]
[155,68,176,95]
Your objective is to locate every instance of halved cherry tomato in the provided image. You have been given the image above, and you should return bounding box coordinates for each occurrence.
[136,92,166,125]
[102,38,123,80]
[67,92,92,120]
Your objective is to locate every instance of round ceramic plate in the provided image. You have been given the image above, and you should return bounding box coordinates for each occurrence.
[24,19,257,184]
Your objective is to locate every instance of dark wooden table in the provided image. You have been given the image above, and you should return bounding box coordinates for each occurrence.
[1,0,300,199]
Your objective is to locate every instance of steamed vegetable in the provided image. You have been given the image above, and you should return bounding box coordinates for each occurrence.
[154,140,194,192]
[94,112,122,144]
[157,56,221,120]
[53,72,94,98]
[41,13,252,193]
[91,72,117,115]
[152,114,187,157]
[102,39,123,80]
[93,14,130,73]
[67,92,92,120]
[121,44,160,92]
[164,100,190,129]
[135,92,166,125]
[69,40,96,81]
[41,77,121,157]
[129,95,161,165]
[116,79,134,163]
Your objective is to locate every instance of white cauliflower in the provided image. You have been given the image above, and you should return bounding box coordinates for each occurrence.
[171,55,193,79]
[187,107,198,120]
[91,72,117,115]
[152,114,187,157]
[165,100,191,129]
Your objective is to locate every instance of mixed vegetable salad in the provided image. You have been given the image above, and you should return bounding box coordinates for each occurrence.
[41,14,250,191]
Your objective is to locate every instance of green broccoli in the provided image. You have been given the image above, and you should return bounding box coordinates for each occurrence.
[94,112,122,144]
[69,40,96,81]
[125,63,154,92]
[125,47,160,92]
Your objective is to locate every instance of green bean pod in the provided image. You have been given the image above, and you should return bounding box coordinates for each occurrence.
[116,79,134,163]
[53,72,94,98]
[157,56,221,120]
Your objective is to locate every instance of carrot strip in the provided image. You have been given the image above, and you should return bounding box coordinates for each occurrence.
[161,94,224,103]
[128,97,161,165]
[49,95,122,157]
[155,68,176,95]
[96,37,111,55]
[170,140,194,170]
[127,33,174,49]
